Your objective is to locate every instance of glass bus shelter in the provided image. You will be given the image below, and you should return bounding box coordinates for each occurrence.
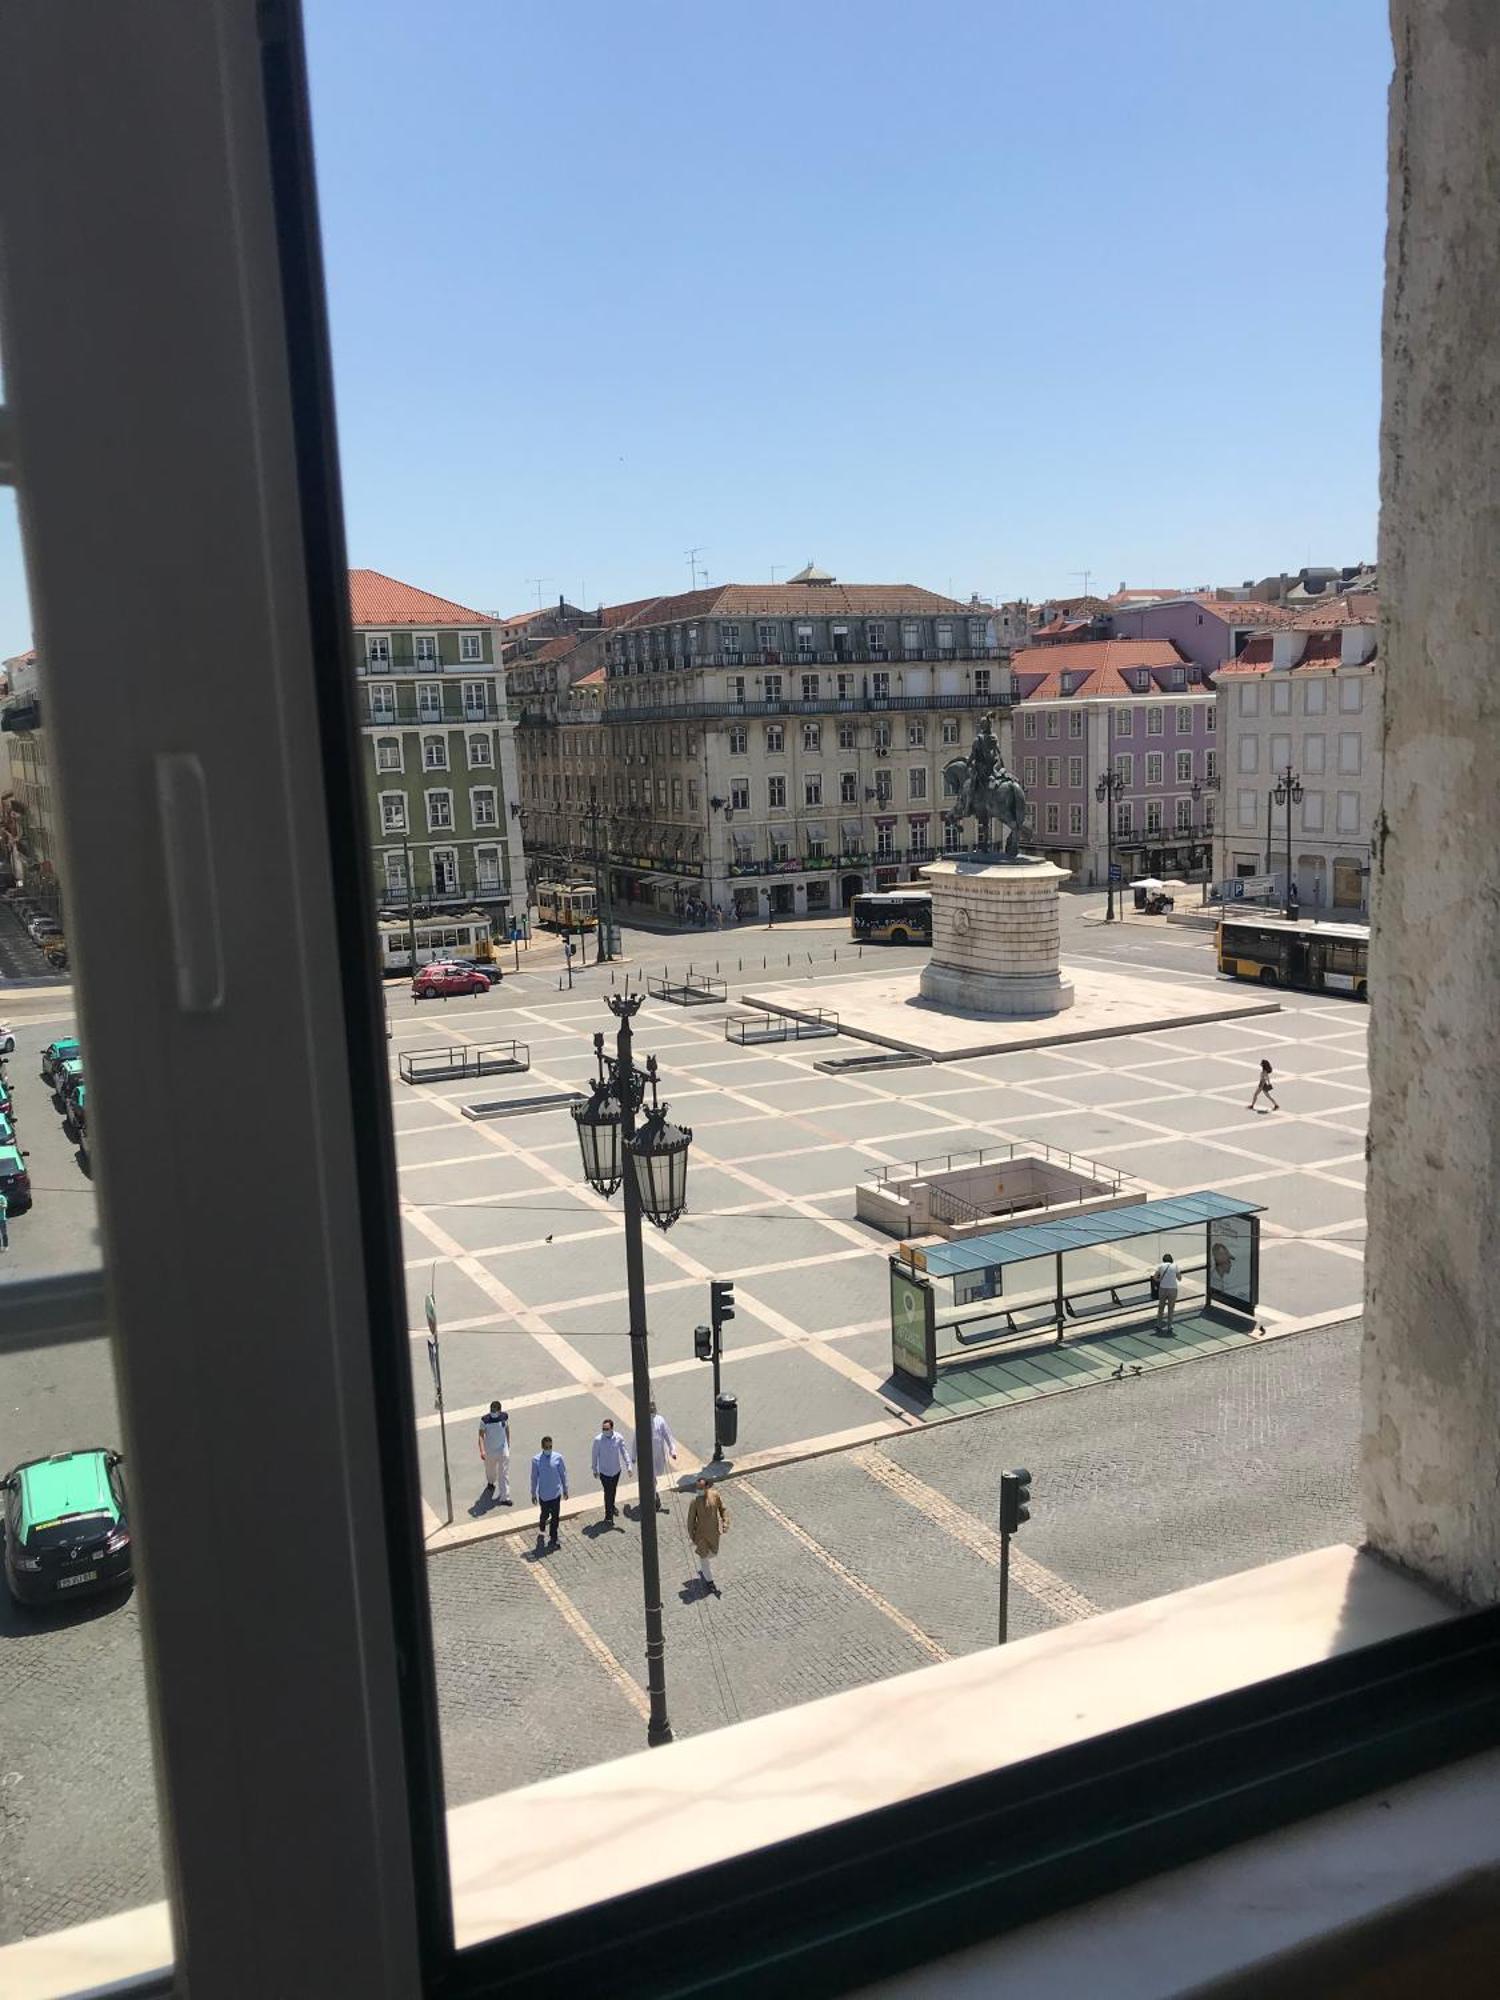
[888,1191,1264,1389]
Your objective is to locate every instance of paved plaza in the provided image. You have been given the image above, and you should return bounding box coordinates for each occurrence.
[0,908,1372,1945]
[392,935,1367,1530]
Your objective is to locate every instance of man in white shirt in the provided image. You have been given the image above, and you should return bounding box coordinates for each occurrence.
[1154,1252,1180,1334]
[477,1400,510,1504]
[590,1417,633,1527]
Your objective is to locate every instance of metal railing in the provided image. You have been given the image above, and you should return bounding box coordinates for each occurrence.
[562,690,1011,727]
[927,1184,988,1226]
[868,1139,1129,1195]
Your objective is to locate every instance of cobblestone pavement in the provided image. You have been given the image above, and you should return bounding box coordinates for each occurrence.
[428,1319,1363,1809]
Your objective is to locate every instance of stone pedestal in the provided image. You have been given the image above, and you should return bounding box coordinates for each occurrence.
[917,856,1075,1017]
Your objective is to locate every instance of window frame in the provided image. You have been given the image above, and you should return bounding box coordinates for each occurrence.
[2,13,1494,2000]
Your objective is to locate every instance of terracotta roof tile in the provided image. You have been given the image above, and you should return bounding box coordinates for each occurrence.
[1011,640,1198,702]
[612,582,975,630]
[349,569,492,628]
[1292,592,1380,628]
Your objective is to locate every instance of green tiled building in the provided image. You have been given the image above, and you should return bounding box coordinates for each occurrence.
[350,570,523,926]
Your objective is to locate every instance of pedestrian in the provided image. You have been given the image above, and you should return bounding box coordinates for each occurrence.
[0,1184,9,1252]
[590,1416,632,1527]
[477,1398,511,1505]
[648,1399,677,1513]
[1153,1250,1180,1334]
[530,1434,568,1549]
[686,1475,728,1595]
[1247,1057,1280,1113]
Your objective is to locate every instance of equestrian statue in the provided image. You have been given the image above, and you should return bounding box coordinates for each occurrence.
[942,712,1030,859]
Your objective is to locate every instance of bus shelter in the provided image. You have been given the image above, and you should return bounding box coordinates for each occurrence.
[888,1191,1264,1390]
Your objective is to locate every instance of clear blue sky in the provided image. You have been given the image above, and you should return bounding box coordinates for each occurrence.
[3,0,1388,653]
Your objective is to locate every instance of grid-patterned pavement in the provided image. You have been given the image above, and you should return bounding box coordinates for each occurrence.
[394,965,1367,1526]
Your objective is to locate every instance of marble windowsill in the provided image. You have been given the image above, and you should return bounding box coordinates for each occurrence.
[0,1544,1455,1999]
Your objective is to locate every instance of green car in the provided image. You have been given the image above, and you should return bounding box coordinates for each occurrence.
[0,1138,30,1214]
[66,1081,87,1141]
[40,1037,79,1085]
[2,1448,131,1605]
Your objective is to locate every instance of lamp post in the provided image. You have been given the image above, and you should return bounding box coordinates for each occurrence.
[571,993,690,1748]
[1272,765,1303,917]
[1095,768,1125,920]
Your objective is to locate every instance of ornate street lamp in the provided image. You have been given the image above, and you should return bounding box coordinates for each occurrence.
[627,1063,692,1230]
[570,993,683,1748]
[1095,767,1125,921]
[571,1079,623,1197]
[1272,765,1303,917]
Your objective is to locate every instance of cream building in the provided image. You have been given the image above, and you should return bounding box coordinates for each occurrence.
[1213,595,1380,914]
[516,571,1008,921]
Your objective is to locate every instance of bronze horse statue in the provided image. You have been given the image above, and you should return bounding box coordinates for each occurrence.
[943,712,1030,858]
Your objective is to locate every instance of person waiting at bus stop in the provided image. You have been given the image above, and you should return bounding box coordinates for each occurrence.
[1153,1251,1180,1334]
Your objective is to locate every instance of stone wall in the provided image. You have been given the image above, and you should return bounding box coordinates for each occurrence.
[1364,0,1500,1604]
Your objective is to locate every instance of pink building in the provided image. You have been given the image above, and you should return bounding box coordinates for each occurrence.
[1010,640,1219,886]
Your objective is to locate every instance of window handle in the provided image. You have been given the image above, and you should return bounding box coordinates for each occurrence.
[155,751,225,1012]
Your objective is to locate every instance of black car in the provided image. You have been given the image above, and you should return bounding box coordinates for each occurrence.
[2,1448,132,1605]
[448,958,503,986]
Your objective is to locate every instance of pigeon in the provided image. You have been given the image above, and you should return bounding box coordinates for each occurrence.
[1111,1363,1125,1380]
[544,1234,554,1244]
[1132,1365,1143,1377]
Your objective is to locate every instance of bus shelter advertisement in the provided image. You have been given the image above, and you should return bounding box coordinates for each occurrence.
[1207,1214,1257,1314]
[890,1262,936,1385]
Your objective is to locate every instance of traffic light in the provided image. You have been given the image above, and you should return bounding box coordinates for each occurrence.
[693,1323,714,1362]
[710,1278,735,1332]
[999,1467,1032,1535]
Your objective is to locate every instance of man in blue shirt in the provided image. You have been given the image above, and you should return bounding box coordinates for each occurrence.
[530,1435,568,1549]
[590,1417,633,1527]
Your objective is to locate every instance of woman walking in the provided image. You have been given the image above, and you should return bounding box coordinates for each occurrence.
[1247,1057,1280,1113]
[686,1476,729,1596]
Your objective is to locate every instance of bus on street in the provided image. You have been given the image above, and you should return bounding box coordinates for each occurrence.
[1217,914,1369,998]
[851,889,933,945]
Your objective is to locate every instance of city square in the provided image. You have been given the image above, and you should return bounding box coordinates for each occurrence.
[0,905,1370,1944]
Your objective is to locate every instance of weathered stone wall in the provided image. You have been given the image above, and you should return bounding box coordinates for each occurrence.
[1364,0,1500,1603]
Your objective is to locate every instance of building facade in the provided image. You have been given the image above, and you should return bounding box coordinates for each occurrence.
[1106,594,1302,673]
[1213,596,1380,914]
[515,575,1007,920]
[1010,641,1218,885]
[0,649,64,913]
[350,570,523,924]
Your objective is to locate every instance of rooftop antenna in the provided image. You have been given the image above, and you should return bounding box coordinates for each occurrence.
[770,564,783,583]
[1071,569,1093,599]
[527,575,552,611]
[684,546,706,589]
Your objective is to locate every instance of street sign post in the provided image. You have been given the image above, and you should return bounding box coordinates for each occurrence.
[426,1275,453,1525]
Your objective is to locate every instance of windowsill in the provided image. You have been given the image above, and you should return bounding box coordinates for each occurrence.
[445,1544,1448,1950]
[0,1545,1454,1999]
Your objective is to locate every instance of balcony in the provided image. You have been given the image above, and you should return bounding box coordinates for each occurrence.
[376,878,509,916]
[1,696,42,733]
[596,690,1011,725]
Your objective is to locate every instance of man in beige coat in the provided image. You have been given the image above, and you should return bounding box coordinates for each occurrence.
[686,1476,728,1596]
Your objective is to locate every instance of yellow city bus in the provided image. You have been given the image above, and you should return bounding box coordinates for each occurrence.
[536,881,598,932]
[851,890,933,945]
[1217,914,1369,998]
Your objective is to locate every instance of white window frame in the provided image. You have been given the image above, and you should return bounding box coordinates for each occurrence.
[908,766,928,801]
[767,775,788,809]
[941,717,960,745]
[379,791,408,833]
[728,725,748,755]
[414,632,438,669]
[461,679,488,719]
[467,732,493,768]
[416,683,442,722]
[1114,707,1133,735]
[1147,707,1164,736]
[470,786,498,828]
[375,736,403,773]
[1068,710,1084,738]
[1175,750,1193,783]
[422,734,448,771]
[369,681,397,721]
[730,779,750,811]
[425,788,454,831]
[365,630,391,666]
[1146,752,1164,786]
[459,630,485,662]
[475,844,502,891]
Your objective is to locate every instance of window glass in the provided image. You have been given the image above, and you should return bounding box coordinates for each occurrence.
[0,493,169,1957]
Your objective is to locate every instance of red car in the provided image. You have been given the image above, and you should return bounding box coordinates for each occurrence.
[411,962,490,1000]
